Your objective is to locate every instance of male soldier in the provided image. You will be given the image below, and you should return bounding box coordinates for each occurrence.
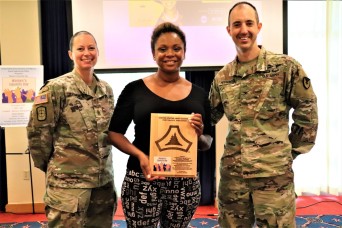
[27,31,117,227]
[209,2,318,227]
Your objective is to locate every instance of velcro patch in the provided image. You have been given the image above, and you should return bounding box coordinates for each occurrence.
[34,92,49,104]
[303,77,311,89]
[36,106,47,121]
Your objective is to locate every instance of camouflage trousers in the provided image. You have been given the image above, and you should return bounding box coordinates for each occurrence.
[218,168,296,228]
[44,180,117,228]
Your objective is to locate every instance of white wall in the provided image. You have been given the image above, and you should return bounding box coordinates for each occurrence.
[288,1,342,195]
[0,0,45,212]
[0,0,41,65]
[5,127,45,212]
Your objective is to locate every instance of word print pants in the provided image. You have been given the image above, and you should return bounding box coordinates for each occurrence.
[121,169,201,228]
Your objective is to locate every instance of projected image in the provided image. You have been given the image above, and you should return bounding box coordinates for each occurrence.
[154,0,182,26]
[129,0,229,27]
[102,0,263,68]
[71,0,280,69]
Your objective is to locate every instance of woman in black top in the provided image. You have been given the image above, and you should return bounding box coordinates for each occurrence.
[108,22,212,228]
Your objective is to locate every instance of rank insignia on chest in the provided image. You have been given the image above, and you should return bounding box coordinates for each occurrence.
[36,106,47,121]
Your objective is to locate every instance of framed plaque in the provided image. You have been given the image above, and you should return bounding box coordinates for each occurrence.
[149,113,197,177]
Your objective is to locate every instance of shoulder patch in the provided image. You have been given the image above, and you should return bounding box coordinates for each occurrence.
[34,92,49,104]
[36,106,47,121]
[303,77,311,89]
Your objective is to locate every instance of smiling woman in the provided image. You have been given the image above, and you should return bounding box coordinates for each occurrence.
[106,22,213,227]
[68,31,99,85]
[97,71,186,198]
[26,31,117,227]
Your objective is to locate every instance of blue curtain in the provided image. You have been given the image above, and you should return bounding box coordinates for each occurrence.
[186,71,216,205]
[40,0,73,81]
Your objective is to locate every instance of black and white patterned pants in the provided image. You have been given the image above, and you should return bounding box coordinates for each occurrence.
[121,169,201,228]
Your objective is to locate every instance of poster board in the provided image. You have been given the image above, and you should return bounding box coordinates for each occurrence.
[149,113,197,177]
[0,66,44,127]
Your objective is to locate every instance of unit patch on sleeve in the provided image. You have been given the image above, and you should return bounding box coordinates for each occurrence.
[303,77,311,89]
[36,106,47,121]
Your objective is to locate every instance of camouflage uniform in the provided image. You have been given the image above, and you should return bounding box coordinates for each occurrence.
[209,46,318,228]
[27,70,117,227]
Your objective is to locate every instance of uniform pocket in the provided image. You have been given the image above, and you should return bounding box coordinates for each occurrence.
[44,186,91,213]
[65,98,94,133]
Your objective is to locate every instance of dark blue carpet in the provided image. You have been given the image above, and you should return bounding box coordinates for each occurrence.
[1,215,341,227]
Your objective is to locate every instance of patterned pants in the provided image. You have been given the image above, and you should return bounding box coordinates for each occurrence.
[218,167,296,228]
[121,169,201,228]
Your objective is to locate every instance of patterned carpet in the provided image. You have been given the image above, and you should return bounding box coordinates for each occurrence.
[1,215,342,228]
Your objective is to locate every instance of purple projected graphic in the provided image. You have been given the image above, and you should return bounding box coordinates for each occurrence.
[102,0,262,69]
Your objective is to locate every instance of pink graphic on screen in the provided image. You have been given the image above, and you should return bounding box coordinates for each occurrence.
[102,0,262,69]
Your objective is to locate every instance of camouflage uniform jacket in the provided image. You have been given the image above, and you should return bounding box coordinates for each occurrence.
[27,70,114,188]
[209,46,318,178]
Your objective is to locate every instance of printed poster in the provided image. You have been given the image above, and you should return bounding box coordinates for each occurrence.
[0,66,44,126]
[149,113,197,177]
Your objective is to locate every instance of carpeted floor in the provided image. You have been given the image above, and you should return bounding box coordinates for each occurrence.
[1,216,342,228]
[1,196,341,227]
